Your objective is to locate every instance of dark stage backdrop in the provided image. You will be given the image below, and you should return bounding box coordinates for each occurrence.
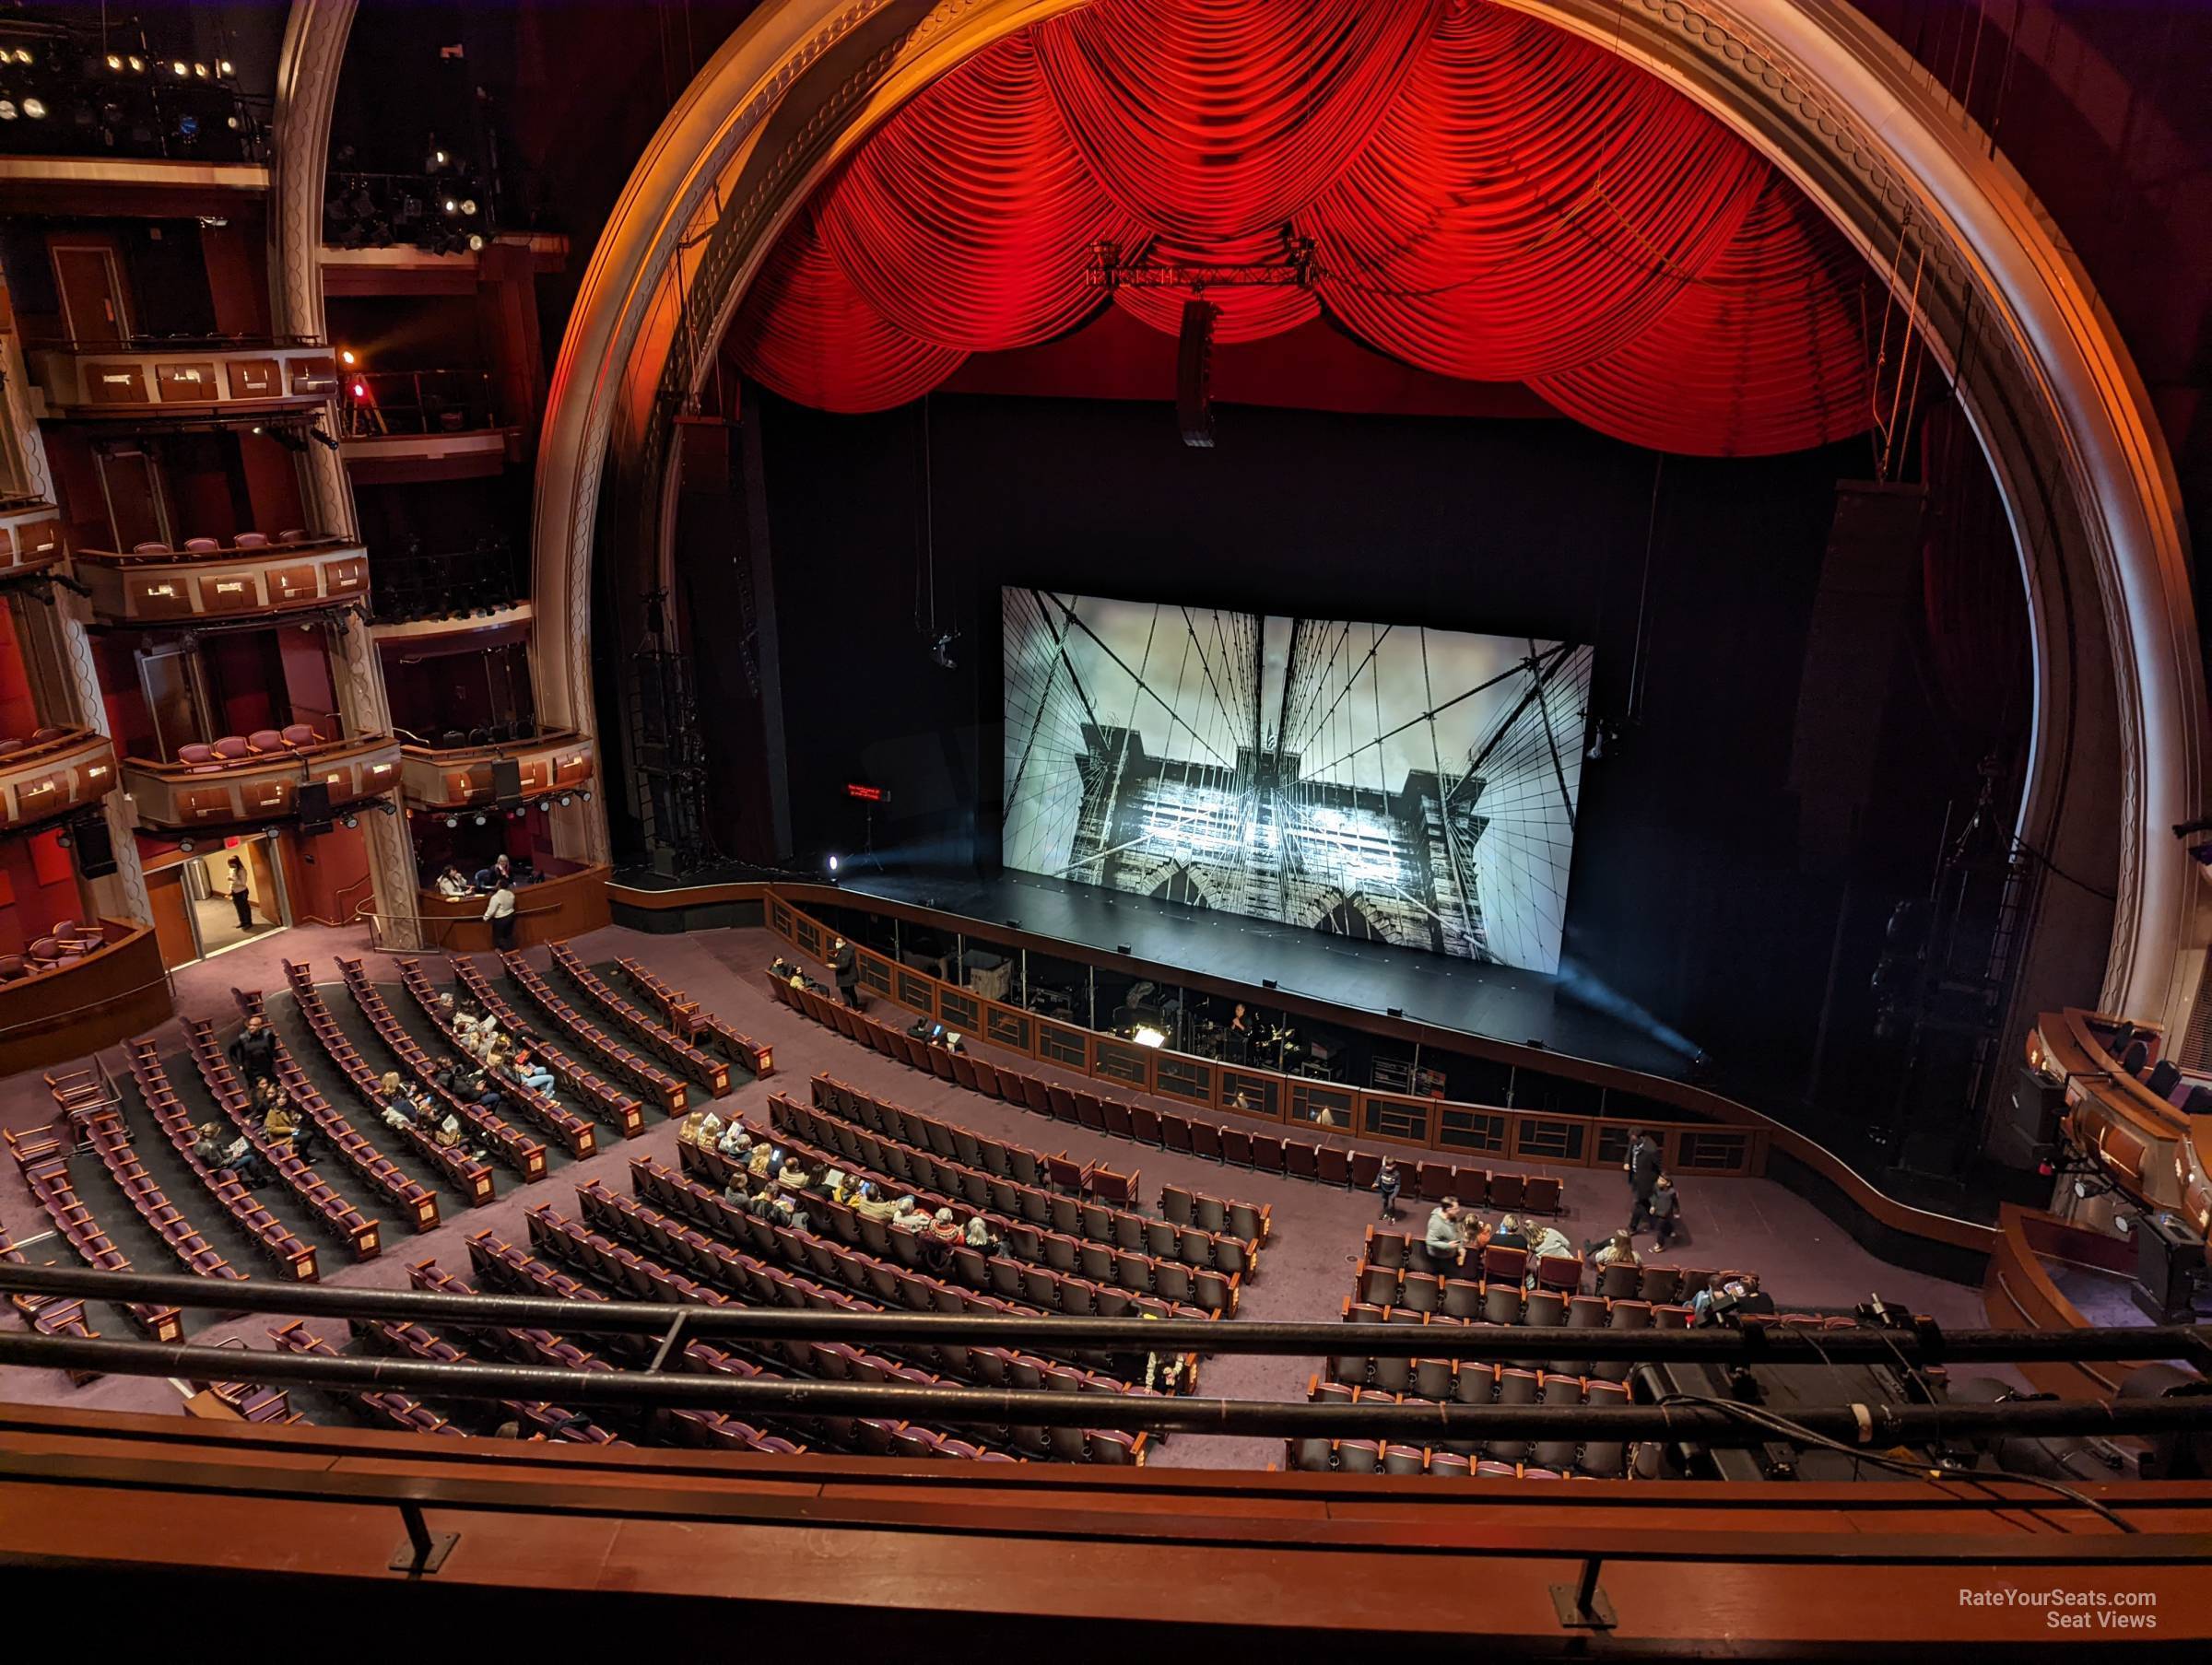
[724,389,2023,1128]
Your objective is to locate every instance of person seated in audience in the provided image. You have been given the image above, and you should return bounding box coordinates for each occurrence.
[1424,1196,1468,1268]
[817,1165,848,1203]
[434,864,474,899]
[256,1077,316,1165]
[192,1120,230,1169]
[964,1214,1002,1258]
[433,1114,471,1154]
[892,1198,934,1234]
[473,853,512,894]
[1731,1271,1775,1315]
[474,1078,508,1121]
[377,1070,418,1129]
[1646,1173,1682,1249]
[847,1181,901,1223]
[922,1207,963,1269]
[775,1163,810,1199]
[1588,1228,1642,1272]
[1483,1214,1530,1253]
[219,1132,269,1188]
[426,1054,459,1096]
[718,1123,753,1160]
[747,1140,777,1179]
[1526,1219,1575,1265]
[1689,1274,1725,1319]
[506,1049,556,1098]
[723,1173,751,1211]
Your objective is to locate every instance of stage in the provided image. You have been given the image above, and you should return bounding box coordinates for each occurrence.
[617,861,1697,1083]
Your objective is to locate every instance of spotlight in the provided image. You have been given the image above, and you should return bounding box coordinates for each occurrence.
[380,801,397,816]
[580,790,592,803]
[442,198,459,216]
[466,234,485,253]
[0,102,15,122]
[558,793,573,807]
[828,854,841,873]
[537,800,551,814]
[473,813,487,826]
[178,838,194,852]
[309,427,341,451]
[459,198,477,216]
[429,148,448,170]
[339,348,357,367]
[21,98,43,120]
[127,55,144,73]
[444,815,458,828]
[1386,1006,1404,1018]
[176,114,198,138]
[342,813,359,828]
[1132,1026,1165,1049]
[218,60,234,77]
[349,380,367,399]
[12,47,28,64]
[105,53,122,70]
[54,833,70,850]
[193,62,209,79]
[171,61,189,77]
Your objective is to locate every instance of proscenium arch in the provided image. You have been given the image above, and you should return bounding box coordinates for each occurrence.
[532,0,2205,1045]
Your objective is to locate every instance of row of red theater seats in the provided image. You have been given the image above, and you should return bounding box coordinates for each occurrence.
[0,920,111,981]
[130,530,315,555]
[173,724,326,769]
[1288,1441,1618,1482]
[1311,1369,1634,1476]
[655,1139,1236,1317]
[329,956,549,1177]
[385,957,598,1158]
[774,975,1564,1212]
[761,1095,1259,1288]
[179,1019,381,1260]
[124,1037,323,1278]
[522,1200,1150,1463]
[500,951,689,1114]
[0,723,75,754]
[1366,1226,1722,1305]
[3,1125,180,1340]
[445,956,647,1137]
[278,965,498,1204]
[613,955,773,1077]
[272,1319,465,1438]
[0,1208,99,1358]
[236,988,443,1231]
[547,942,730,1095]
[460,1233,801,1456]
[354,1316,625,1445]
[770,1093,1258,1267]
[572,1177,1177,1389]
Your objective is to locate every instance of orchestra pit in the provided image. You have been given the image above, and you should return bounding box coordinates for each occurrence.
[0,0,2209,1651]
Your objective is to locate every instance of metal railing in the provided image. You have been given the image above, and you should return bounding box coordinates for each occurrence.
[2,1262,2205,1445]
[339,370,500,439]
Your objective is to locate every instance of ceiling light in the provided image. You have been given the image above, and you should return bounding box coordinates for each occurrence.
[13,48,30,64]
[194,62,209,79]
[473,813,486,826]
[105,53,123,70]
[22,98,45,120]
[0,102,16,122]
[172,61,189,76]
[218,60,234,76]
[466,233,485,252]
[127,54,144,72]
[339,348,357,366]
[441,198,458,216]
[459,198,477,216]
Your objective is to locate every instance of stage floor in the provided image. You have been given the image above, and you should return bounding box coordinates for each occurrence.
[828,867,1692,1081]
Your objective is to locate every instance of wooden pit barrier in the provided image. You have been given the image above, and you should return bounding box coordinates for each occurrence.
[0,922,172,1074]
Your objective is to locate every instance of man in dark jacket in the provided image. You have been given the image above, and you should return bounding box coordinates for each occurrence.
[1625,1130,1664,1232]
[229,1013,279,1088]
[830,937,860,1008]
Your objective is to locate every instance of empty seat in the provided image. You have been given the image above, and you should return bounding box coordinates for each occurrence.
[247,728,286,753]
[233,531,269,547]
[212,736,254,759]
[183,536,221,552]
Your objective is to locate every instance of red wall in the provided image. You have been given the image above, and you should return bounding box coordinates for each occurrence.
[0,604,42,743]
[0,829,87,958]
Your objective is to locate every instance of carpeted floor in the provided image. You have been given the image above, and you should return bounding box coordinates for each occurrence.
[0,920,1996,1468]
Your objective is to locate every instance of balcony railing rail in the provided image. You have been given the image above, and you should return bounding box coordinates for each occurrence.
[339,369,500,438]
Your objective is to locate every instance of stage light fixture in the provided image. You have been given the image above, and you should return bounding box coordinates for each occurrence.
[342,813,359,828]
[1116,944,1132,955]
[442,197,459,215]
[558,793,572,807]
[473,813,487,826]
[193,62,209,78]
[11,47,28,63]
[828,854,840,873]
[580,790,592,803]
[459,197,477,216]
[178,838,194,852]
[309,427,340,451]
[429,147,449,170]
[171,60,188,76]
[466,234,485,253]
[0,102,16,122]
[105,53,122,70]
[1133,1026,1166,1049]
[218,60,234,77]
[1386,1006,1404,1018]
[1262,979,1277,991]
[22,98,44,120]
[127,54,143,72]
[339,348,357,366]
[380,802,397,816]
[444,815,459,828]
[350,380,367,399]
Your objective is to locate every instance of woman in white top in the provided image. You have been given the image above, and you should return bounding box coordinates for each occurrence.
[483,882,518,951]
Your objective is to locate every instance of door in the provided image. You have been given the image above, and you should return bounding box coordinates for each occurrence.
[49,243,131,344]
[96,447,168,550]
[146,867,201,970]
[138,646,210,760]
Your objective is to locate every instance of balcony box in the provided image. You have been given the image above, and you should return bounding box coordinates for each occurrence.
[0,729,119,832]
[123,733,402,831]
[400,730,594,812]
[70,534,369,626]
[27,339,337,420]
[0,498,66,583]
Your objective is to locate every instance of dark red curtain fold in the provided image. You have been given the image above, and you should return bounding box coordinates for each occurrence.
[732,0,1875,456]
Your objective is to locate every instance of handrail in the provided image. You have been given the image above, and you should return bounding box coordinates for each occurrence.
[72,534,352,563]
[1,1262,2204,1368]
[29,333,324,353]
[0,975,172,1038]
[1,1323,2206,1448]
[121,733,394,778]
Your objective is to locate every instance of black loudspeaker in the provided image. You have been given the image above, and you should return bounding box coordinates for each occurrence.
[295,780,333,836]
[1177,299,1218,450]
[68,813,117,878]
[2131,1211,2209,1324]
[1987,1065,2068,1170]
[490,756,524,807]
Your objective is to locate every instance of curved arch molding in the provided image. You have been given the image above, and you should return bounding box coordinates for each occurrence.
[530,0,2205,1037]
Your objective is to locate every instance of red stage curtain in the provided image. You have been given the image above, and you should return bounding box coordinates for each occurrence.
[1527,178,1872,456]
[732,0,1876,456]
[1031,0,1439,242]
[1303,2,1768,380]
[816,36,1138,350]
[728,206,967,413]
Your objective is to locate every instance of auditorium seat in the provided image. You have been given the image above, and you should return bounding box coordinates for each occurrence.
[247,728,286,752]
[280,722,322,746]
[182,535,220,552]
[233,532,269,548]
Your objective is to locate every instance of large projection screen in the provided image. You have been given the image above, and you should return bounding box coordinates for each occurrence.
[1002,590,1594,974]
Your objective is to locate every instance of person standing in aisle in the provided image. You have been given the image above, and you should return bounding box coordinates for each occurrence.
[226,856,253,932]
